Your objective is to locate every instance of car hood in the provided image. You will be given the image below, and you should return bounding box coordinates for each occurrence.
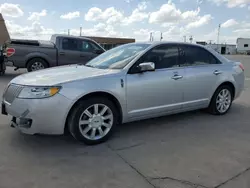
[10,65,121,86]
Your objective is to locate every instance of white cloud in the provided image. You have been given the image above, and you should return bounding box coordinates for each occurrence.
[138,1,148,10]
[69,23,124,38]
[209,0,250,8]
[0,3,24,17]
[85,2,149,25]
[149,2,182,24]
[123,9,148,25]
[186,14,213,29]
[27,9,47,21]
[5,20,54,40]
[85,7,123,24]
[60,11,80,20]
[221,19,238,28]
[149,1,211,29]
[134,26,189,42]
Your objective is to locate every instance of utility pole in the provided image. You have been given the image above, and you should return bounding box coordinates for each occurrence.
[183,35,186,42]
[68,29,70,35]
[189,35,193,43]
[149,32,154,41]
[160,32,163,41]
[217,24,221,53]
[80,27,82,36]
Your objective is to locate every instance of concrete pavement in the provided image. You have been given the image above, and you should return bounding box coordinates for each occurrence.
[0,55,250,188]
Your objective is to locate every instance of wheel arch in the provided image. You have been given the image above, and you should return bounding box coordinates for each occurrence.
[64,91,123,134]
[216,81,235,99]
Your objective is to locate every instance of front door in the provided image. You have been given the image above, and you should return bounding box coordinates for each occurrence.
[179,45,224,109]
[77,39,104,64]
[126,44,185,120]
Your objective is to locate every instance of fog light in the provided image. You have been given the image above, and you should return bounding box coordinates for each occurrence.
[16,118,32,128]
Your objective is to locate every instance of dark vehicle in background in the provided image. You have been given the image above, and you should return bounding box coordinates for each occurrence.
[3,34,105,72]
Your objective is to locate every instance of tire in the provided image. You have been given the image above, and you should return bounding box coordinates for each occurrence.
[26,58,48,72]
[208,85,233,115]
[68,97,118,145]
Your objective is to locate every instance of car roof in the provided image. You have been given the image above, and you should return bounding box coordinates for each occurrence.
[133,41,205,48]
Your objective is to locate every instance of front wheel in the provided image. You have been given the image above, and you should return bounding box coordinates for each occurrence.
[68,97,118,145]
[208,85,233,115]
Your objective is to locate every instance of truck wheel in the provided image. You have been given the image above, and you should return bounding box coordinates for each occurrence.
[27,58,48,72]
[68,97,119,145]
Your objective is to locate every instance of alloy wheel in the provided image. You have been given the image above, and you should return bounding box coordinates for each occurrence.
[78,104,114,140]
[216,89,231,113]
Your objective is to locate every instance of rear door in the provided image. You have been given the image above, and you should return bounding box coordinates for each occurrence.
[57,37,82,65]
[179,45,224,108]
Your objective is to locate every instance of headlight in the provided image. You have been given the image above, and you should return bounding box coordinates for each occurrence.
[17,86,61,99]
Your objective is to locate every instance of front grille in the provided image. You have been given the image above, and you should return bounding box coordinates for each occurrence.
[3,84,23,104]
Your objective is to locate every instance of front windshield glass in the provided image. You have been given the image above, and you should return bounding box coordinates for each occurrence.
[85,43,151,69]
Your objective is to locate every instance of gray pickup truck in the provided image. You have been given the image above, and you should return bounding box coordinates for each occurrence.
[3,34,105,72]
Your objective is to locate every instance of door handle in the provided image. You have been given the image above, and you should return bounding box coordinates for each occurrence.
[171,75,183,80]
[59,52,65,55]
[213,70,222,75]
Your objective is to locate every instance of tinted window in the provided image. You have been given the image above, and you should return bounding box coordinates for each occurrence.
[244,44,248,47]
[179,45,218,66]
[142,45,179,69]
[79,40,103,52]
[62,38,78,51]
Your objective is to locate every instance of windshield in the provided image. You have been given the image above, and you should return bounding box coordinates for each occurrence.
[85,43,150,69]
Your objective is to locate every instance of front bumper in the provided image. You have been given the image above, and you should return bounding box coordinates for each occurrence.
[2,94,72,135]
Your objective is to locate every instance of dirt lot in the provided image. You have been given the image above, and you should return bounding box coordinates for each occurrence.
[0,55,250,188]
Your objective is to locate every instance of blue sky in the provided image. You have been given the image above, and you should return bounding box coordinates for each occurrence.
[0,0,250,44]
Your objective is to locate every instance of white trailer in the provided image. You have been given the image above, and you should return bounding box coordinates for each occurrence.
[237,38,250,54]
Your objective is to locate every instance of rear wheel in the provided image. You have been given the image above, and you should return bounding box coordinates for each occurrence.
[68,97,118,145]
[208,85,233,115]
[27,58,48,72]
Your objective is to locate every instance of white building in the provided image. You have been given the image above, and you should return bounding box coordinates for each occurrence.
[237,38,250,54]
[205,44,237,55]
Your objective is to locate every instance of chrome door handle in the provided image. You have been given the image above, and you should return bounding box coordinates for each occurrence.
[171,75,183,80]
[213,70,222,75]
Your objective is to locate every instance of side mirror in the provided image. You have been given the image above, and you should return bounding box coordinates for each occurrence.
[138,62,155,72]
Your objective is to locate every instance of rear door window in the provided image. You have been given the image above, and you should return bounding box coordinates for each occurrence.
[179,45,219,67]
[61,38,78,51]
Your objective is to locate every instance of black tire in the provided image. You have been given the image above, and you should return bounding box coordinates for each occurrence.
[26,58,48,72]
[208,85,233,115]
[68,97,118,145]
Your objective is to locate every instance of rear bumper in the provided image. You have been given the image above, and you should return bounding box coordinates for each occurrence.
[2,94,73,135]
[234,72,245,100]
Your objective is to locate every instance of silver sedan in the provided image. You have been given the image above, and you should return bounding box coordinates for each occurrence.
[2,42,245,145]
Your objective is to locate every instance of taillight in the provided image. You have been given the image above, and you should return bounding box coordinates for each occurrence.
[6,48,15,57]
[239,63,244,71]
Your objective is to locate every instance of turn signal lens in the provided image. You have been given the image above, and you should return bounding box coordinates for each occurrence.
[50,87,60,96]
